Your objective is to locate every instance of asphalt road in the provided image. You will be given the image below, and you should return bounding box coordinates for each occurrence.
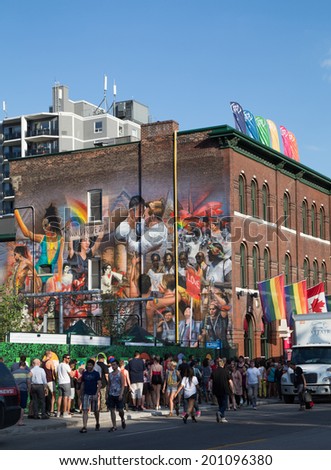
[1,401,330,450]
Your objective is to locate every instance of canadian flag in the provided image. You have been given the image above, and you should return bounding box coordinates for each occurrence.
[307,282,327,313]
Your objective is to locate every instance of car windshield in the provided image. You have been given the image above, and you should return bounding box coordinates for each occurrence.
[0,363,16,387]
[292,347,331,365]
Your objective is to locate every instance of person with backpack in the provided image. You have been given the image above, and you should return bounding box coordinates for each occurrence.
[162,361,181,417]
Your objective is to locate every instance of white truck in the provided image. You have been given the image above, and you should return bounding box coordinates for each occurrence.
[281,313,331,403]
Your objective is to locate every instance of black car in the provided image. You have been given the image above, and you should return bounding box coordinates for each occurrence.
[0,363,21,429]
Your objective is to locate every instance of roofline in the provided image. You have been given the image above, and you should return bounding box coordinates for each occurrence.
[179,124,331,192]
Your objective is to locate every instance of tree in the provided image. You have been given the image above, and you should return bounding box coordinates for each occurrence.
[0,284,27,341]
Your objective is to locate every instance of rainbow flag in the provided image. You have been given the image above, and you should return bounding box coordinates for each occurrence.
[284,280,308,326]
[258,274,286,323]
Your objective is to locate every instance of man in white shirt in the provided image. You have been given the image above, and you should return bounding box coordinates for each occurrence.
[57,354,73,418]
[246,360,261,409]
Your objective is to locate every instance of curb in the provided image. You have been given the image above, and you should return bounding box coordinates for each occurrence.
[1,399,281,435]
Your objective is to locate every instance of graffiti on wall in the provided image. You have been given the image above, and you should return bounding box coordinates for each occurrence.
[3,167,233,348]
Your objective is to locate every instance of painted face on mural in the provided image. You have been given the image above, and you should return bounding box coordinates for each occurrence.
[208,304,218,317]
[80,239,90,250]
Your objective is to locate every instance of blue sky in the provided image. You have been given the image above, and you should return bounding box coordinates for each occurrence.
[2,0,331,176]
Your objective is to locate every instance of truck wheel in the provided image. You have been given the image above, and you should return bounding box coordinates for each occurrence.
[283,395,294,404]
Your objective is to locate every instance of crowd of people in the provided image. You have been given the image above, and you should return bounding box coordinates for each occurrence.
[5,350,307,431]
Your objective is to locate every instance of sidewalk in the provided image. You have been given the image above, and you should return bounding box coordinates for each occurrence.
[2,398,280,436]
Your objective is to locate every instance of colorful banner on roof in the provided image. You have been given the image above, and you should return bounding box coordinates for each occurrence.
[255,116,270,147]
[288,131,300,162]
[230,102,247,134]
[258,274,286,323]
[280,125,293,158]
[266,119,280,152]
[244,110,260,141]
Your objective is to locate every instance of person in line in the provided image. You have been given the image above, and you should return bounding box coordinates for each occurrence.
[96,354,109,412]
[79,359,102,433]
[150,355,163,410]
[30,358,49,419]
[12,359,31,425]
[246,360,261,410]
[106,360,126,432]
[211,358,233,423]
[201,357,212,403]
[128,351,145,411]
[41,350,57,416]
[57,354,73,418]
[119,359,131,412]
[174,367,199,424]
[162,361,180,417]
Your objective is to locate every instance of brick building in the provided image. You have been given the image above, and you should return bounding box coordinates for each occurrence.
[2,120,330,358]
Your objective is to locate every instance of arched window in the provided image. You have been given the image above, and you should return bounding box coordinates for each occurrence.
[302,200,308,234]
[262,183,269,222]
[263,248,270,279]
[252,245,259,289]
[320,206,325,239]
[251,179,258,218]
[285,253,291,285]
[303,258,310,287]
[321,262,327,294]
[239,174,246,214]
[313,259,319,285]
[283,192,290,228]
[311,204,317,237]
[240,243,247,288]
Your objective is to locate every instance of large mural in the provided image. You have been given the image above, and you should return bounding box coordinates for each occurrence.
[2,152,233,350]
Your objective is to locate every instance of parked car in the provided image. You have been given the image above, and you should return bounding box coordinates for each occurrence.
[0,363,21,429]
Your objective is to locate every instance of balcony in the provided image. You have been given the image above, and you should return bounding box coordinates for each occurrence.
[3,131,21,141]
[26,144,59,157]
[26,127,59,137]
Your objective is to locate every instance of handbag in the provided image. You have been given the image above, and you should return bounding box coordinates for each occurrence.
[304,390,314,409]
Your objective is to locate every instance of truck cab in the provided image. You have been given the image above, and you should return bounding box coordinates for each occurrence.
[281,313,331,403]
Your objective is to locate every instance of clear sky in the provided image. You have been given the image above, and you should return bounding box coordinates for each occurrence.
[2,0,331,177]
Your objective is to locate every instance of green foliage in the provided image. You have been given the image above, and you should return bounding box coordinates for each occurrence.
[0,285,27,341]
[0,341,218,367]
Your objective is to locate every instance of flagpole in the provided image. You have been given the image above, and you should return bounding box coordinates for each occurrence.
[189,296,193,346]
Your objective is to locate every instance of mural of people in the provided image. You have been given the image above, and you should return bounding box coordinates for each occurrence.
[11,245,42,294]
[200,293,231,349]
[205,241,231,284]
[67,231,103,290]
[115,195,168,257]
[15,204,64,288]
[156,307,176,344]
[100,263,123,294]
[161,252,175,274]
[178,305,202,348]
[147,253,163,297]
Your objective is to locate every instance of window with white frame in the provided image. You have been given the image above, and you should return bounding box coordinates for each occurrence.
[94,121,103,133]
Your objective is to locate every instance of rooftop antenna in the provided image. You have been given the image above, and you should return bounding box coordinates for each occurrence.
[2,101,8,118]
[94,74,109,115]
[106,79,117,116]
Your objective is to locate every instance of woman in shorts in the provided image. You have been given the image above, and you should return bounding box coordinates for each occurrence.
[162,361,180,417]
